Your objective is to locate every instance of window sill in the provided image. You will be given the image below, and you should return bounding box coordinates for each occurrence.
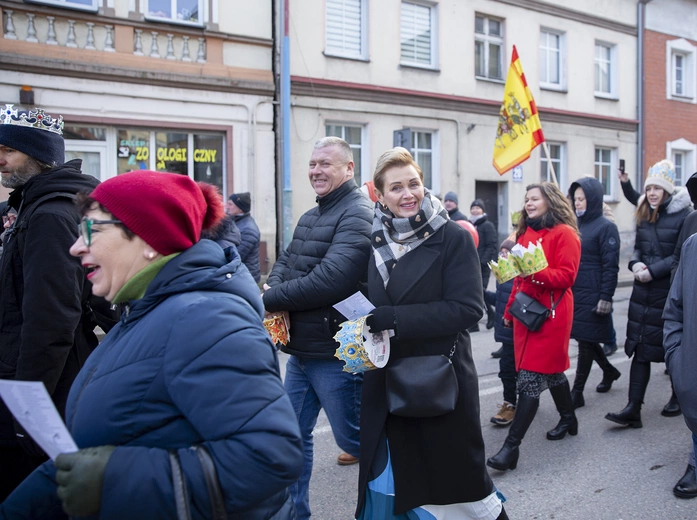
[540,84,568,93]
[399,63,440,73]
[594,92,619,101]
[668,94,697,104]
[323,52,370,63]
[144,16,205,29]
[475,76,505,85]
[25,0,99,13]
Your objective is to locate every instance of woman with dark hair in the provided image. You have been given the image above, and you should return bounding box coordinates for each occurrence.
[567,177,622,409]
[487,182,581,472]
[357,148,506,519]
[606,160,692,428]
[0,171,303,519]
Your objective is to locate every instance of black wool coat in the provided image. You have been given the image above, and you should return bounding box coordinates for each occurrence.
[356,221,494,516]
[473,215,498,265]
[0,160,100,445]
[264,180,372,358]
[493,278,514,345]
[626,188,692,362]
[569,178,620,343]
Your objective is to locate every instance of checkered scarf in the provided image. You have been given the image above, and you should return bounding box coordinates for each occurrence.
[372,189,449,288]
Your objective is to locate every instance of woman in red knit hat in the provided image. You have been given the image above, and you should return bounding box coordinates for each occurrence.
[1,171,303,519]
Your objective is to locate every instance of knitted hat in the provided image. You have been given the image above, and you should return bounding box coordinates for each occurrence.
[0,106,65,167]
[500,238,516,252]
[229,192,251,213]
[90,171,224,255]
[471,198,486,212]
[686,172,697,205]
[644,160,676,195]
[444,191,458,205]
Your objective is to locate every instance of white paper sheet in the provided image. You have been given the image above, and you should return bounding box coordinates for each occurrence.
[333,292,376,321]
[0,380,78,460]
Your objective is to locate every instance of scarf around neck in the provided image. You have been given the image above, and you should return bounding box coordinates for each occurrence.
[371,189,449,288]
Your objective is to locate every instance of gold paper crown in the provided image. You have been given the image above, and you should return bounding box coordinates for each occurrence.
[0,104,63,136]
[510,241,548,277]
[489,255,521,284]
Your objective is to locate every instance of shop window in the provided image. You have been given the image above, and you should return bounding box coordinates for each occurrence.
[155,132,188,174]
[193,134,224,188]
[117,129,151,173]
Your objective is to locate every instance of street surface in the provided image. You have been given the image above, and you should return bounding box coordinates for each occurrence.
[278,284,697,519]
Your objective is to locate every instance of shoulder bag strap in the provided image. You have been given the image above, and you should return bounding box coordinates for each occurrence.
[196,445,227,520]
[550,289,567,311]
[169,451,192,520]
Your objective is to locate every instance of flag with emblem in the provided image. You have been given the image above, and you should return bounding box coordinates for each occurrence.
[492,45,545,175]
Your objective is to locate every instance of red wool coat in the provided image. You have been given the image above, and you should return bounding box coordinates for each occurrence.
[504,223,581,374]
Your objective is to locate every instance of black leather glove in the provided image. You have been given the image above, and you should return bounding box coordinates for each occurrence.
[55,446,116,517]
[366,306,396,333]
[14,419,46,458]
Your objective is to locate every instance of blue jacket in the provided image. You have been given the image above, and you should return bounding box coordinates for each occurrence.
[493,279,514,345]
[568,177,620,343]
[1,240,303,519]
[235,213,261,282]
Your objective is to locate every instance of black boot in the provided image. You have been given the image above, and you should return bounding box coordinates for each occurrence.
[662,391,682,417]
[591,343,621,393]
[547,380,578,440]
[605,401,643,428]
[571,343,593,409]
[487,394,539,471]
[486,305,496,330]
[674,465,697,499]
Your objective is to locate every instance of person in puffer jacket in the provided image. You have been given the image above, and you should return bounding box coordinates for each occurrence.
[0,171,303,520]
[606,160,692,429]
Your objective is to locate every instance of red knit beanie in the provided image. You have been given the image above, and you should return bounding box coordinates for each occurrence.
[90,171,224,255]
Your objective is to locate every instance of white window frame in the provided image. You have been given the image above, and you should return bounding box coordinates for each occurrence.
[539,28,566,91]
[666,39,696,103]
[666,138,697,187]
[409,129,440,194]
[474,14,504,82]
[144,0,205,27]
[400,1,438,70]
[324,122,369,184]
[25,0,98,12]
[325,0,368,60]
[594,146,617,202]
[594,41,618,99]
[540,142,567,191]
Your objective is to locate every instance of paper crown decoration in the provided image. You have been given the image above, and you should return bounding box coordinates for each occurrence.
[489,241,548,283]
[333,315,390,374]
[0,104,64,136]
[263,312,290,346]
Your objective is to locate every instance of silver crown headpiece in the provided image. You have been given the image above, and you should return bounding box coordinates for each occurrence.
[0,104,64,136]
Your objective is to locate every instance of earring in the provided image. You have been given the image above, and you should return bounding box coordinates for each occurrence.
[148,252,155,260]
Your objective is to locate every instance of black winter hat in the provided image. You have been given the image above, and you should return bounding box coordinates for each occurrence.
[444,191,459,205]
[471,199,486,212]
[229,192,251,213]
[0,124,64,167]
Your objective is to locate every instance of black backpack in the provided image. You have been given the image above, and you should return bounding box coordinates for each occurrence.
[8,191,121,334]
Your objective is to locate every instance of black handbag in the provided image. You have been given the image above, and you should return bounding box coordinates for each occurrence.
[385,343,459,418]
[170,445,227,520]
[509,289,566,332]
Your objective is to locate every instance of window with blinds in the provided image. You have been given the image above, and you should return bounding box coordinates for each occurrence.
[400,1,436,67]
[326,0,365,59]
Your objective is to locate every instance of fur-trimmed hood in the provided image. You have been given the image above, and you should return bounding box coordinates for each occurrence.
[637,186,693,214]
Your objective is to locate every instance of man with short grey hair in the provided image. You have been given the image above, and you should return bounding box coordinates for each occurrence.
[0,105,100,498]
[263,136,372,519]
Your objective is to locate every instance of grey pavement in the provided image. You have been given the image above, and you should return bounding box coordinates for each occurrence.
[278,282,697,519]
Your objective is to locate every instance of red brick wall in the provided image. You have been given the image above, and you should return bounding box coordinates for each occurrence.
[644,30,697,178]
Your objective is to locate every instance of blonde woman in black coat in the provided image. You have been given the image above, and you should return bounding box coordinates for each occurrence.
[606,160,692,428]
[356,148,506,520]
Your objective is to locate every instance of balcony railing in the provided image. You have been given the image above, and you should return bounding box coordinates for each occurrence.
[2,8,206,63]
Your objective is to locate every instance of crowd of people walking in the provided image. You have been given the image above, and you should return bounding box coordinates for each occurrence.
[0,104,695,518]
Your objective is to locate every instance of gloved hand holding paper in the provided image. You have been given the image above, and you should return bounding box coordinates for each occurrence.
[0,380,78,460]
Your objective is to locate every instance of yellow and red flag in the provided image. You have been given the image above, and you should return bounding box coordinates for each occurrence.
[493,45,545,175]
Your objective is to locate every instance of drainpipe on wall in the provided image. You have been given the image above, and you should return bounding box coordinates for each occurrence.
[637,0,653,188]
[280,0,293,249]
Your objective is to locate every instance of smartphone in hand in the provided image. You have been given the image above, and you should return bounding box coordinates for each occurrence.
[619,159,625,174]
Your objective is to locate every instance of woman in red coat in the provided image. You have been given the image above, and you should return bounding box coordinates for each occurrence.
[487,182,581,472]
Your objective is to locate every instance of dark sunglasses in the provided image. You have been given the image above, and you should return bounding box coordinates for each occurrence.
[79,217,122,247]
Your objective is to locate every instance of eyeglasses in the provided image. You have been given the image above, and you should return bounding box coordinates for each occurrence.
[79,217,122,247]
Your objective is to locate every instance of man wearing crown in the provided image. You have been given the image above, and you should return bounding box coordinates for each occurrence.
[0,105,100,498]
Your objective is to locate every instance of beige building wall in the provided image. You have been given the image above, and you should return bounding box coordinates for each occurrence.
[288,0,640,252]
